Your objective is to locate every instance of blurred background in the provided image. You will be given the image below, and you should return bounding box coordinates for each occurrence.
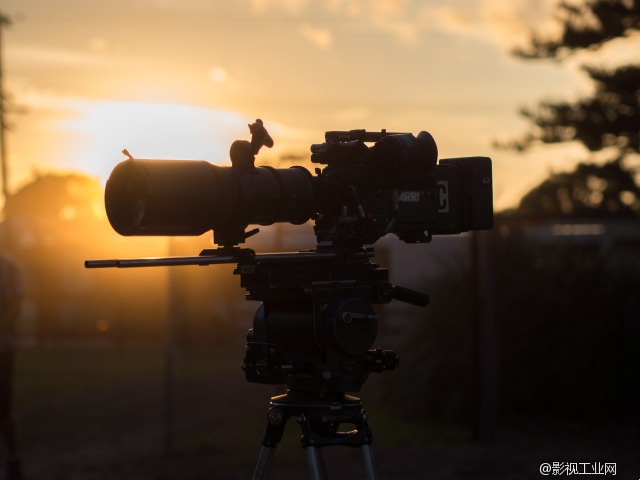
[0,0,638,478]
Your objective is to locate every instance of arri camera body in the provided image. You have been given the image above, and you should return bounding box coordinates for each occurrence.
[88,120,493,479]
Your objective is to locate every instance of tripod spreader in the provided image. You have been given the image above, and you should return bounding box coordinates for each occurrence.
[253,391,380,480]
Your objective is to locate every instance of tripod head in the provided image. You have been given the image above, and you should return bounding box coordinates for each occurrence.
[239,246,428,395]
[88,244,427,396]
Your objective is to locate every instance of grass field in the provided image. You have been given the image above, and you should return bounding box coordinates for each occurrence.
[5,342,640,480]
[11,341,273,479]
[9,341,422,479]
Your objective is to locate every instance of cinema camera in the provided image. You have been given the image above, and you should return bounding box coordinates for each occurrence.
[86,119,493,479]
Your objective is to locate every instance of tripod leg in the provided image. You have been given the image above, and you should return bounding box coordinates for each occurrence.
[304,446,323,480]
[252,445,276,480]
[360,444,379,480]
[253,406,288,480]
[317,447,331,479]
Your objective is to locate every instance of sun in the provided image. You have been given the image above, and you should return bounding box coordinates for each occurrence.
[9,93,302,197]
[53,100,254,183]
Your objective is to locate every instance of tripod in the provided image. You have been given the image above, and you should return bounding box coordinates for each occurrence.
[252,390,379,480]
[235,247,427,479]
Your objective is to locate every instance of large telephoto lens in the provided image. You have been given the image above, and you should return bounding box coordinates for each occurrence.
[105,159,315,236]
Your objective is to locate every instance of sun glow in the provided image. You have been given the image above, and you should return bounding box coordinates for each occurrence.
[51,99,253,183]
[14,97,258,188]
[9,88,310,196]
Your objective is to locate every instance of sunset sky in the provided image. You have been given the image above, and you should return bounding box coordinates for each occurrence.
[2,0,631,210]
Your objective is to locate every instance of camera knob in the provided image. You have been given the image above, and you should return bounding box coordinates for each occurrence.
[375,281,394,303]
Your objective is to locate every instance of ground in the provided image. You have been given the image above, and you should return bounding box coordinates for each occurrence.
[5,343,639,479]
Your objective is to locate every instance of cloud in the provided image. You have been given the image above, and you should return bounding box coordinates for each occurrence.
[206,66,241,92]
[251,0,309,14]
[372,0,411,17]
[247,0,508,46]
[335,0,421,44]
[8,45,115,67]
[326,0,540,47]
[480,0,560,49]
[326,0,362,18]
[298,24,334,50]
[431,6,476,33]
[88,37,109,53]
[208,66,229,84]
[363,0,559,51]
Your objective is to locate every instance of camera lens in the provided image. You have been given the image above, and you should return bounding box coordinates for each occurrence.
[105,159,315,236]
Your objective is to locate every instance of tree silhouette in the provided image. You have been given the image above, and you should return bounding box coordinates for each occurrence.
[3,173,168,342]
[501,0,640,216]
[510,66,640,155]
[514,0,640,60]
[508,0,640,153]
[517,159,640,218]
